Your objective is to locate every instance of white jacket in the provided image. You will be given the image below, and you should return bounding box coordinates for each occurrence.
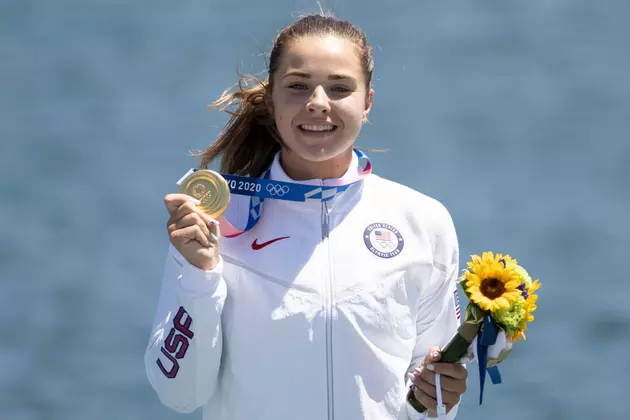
[145,152,463,420]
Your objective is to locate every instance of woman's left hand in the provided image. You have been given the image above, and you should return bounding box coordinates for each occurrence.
[411,346,468,416]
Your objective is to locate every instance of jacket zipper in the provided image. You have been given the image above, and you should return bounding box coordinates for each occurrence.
[321,199,334,420]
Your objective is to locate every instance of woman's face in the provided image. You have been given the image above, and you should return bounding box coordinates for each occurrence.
[270,35,374,164]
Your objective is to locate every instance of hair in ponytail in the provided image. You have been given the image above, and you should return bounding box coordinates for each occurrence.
[195,14,374,177]
[197,76,281,177]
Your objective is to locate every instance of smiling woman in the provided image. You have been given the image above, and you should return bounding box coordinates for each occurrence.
[145,13,468,420]
[196,15,374,180]
[271,34,373,179]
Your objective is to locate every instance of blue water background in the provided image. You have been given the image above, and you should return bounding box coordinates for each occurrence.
[1,0,629,419]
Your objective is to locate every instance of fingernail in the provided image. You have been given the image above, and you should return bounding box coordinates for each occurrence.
[431,351,441,359]
[414,365,423,373]
[188,198,201,205]
[210,232,218,242]
[426,364,435,371]
[407,372,415,383]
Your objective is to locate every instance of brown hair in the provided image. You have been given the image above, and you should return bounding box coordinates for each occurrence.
[195,14,375,177]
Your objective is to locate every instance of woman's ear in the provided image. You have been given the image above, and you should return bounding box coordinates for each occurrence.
[362,88,374,123]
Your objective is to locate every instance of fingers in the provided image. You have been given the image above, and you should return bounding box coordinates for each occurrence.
[424,346,442,364]
[168,198,207,224]
[165,195,220,240]
[412,358,461,413]
[164,193,199,214]
[208,216,221,242]
[413,389,437,412]
[415,380,460,406]
[167,212,210,239]
[429,362,469,381]
[170,225,212,248]
[165,193,221,249]
[410,346,468,415]
[415,367,467,394]
[412,387,455,415]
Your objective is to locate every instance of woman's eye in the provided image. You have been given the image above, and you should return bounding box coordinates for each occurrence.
[331,86,351,93]
[286,83,352,94]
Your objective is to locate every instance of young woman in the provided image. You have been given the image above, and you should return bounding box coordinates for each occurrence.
[145,14,468,420]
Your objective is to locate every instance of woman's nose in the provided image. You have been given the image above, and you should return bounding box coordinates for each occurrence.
[307,86,331,114]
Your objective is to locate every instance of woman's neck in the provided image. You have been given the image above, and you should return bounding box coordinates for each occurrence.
[280,148,354,181]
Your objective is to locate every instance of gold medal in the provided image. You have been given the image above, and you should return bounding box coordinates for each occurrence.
[178,169,231,219]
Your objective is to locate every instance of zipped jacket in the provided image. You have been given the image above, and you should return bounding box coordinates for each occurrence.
[145,152,463,420]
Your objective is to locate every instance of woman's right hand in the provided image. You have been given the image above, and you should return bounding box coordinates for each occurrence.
[164,193,221,270]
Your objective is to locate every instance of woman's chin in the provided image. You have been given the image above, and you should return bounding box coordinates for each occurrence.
[291,144,349,162]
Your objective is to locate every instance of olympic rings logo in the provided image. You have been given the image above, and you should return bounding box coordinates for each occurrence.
[266,184,290,196]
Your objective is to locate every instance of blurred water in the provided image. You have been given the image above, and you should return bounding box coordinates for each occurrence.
[1,0,629,419]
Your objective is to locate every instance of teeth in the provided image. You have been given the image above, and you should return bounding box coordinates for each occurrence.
[300,124,335,132]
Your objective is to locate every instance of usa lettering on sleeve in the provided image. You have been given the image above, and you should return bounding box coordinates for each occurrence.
[156,306,194,378]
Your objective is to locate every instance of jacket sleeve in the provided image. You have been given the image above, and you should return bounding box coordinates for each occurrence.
[402,207,464,420]
[144,244,227,413]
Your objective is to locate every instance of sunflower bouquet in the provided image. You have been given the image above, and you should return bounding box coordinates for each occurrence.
[414,252,540,412]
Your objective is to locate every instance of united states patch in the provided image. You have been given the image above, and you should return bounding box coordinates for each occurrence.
[375,229,392,241]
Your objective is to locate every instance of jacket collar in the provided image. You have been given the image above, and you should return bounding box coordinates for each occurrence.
[267,151,364,213]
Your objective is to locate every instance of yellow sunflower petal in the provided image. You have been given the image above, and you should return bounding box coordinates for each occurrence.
[465,279,480,288]
[506,291,524,301]
[505,279,521,290]
[467,286,481,296]
[504,255,517,265]
[470,292,493,312]
[482,252,495,264]
[528,280,541,293]
[495,296,511,309]
[491,299,503,312]
[469,291,485,303]
[466,272,480,281]
[481,299,494,312]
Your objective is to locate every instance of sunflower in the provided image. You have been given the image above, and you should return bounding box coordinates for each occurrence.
[462,252,524,312]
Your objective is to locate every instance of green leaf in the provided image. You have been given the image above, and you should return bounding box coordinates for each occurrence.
[465,303,486,325]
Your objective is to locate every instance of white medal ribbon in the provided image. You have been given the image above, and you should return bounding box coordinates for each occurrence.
[435,373,447,420]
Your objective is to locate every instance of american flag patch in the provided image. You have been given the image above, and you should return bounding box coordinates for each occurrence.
[453,289,461,320]
[375,229,392,241]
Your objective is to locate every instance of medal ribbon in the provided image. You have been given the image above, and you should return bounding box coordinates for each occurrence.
[177,149,372,238]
